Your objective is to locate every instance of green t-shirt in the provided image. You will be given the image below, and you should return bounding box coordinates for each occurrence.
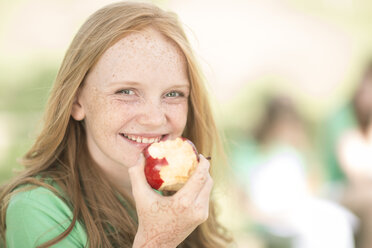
[5,186,88,247]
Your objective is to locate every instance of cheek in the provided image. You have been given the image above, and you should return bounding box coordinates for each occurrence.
[84,97,125,134]
[166,102,188,131]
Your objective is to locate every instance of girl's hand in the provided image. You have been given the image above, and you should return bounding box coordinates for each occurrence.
[129,154,213,248]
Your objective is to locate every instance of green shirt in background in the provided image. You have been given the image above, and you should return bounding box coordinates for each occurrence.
[320,103,356,183]
[6,186,88,247]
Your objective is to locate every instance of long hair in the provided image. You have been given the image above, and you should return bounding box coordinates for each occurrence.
[0,1,232,247]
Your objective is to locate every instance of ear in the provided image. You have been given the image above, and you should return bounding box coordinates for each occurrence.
[71,92,85,121]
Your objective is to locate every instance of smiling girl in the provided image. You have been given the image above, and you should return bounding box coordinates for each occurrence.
[0,2,232,247]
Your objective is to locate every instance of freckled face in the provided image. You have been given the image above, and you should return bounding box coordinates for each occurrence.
[74,28,189,171]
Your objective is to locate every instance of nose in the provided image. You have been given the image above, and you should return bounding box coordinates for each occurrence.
[137,100,167,127]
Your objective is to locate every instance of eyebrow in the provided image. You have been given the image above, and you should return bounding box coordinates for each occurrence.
[109,81,190,89]
[166,84,190,90]
[108,81,142,87]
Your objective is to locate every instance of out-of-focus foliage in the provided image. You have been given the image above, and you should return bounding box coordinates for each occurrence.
[0,63,57,183]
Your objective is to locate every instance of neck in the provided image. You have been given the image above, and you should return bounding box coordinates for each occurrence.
[101,165,133,195]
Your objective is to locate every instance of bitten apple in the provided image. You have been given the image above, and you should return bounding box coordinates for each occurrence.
[144,137,199,191]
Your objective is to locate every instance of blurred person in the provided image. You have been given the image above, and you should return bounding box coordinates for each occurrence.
[336,61,372,248]
[0,2,233,247]
[231,95,356,248]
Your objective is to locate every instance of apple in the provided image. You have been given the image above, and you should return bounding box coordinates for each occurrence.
[144,137,199,191]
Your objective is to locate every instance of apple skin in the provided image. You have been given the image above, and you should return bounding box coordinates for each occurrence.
[143,137,199,191]
[144,155,167,190]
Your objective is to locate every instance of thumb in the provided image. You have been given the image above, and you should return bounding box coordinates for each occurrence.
[128,153,152,196]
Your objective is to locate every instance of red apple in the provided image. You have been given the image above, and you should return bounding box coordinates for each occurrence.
[144,137,199,191]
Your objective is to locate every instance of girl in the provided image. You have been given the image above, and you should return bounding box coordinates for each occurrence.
[0,2,232,247]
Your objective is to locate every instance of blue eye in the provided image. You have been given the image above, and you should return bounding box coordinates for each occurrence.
[117,89,135,95]
[165,91,184,97]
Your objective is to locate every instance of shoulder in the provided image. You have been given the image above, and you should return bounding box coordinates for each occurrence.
[7,185,74,224]
[6,185,87,247]
[9,184,66,209]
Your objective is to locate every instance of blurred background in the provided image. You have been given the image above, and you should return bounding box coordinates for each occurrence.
[1,0,372,247]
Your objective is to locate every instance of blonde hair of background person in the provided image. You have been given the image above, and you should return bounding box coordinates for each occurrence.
[0,2,232,247]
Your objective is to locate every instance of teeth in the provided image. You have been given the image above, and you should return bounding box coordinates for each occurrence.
[122,134,162,144]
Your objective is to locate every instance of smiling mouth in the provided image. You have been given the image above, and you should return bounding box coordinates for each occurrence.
[120,133,166,144]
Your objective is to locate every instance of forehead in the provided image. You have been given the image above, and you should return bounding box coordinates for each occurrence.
[87,28,188,86]
[108,28,185,63]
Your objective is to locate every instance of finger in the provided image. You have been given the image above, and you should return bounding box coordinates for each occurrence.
[194,174,213,207]
[175,154,210,200]
[128,153,154,197]
[191,174,213,224]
